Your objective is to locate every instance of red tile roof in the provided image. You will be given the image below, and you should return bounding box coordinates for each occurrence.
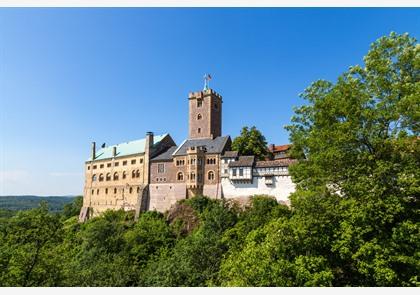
[271,144,291,153]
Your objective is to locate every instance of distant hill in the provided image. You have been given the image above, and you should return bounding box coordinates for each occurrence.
[0,195,77,212]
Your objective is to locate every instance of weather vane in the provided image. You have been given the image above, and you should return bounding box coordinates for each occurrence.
[203,74,212,90]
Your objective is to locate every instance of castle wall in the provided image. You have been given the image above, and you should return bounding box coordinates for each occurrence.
[221,175,295,204]
[149,183,187,212]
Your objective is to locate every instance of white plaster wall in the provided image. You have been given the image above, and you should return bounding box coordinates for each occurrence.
[222,175,295,203]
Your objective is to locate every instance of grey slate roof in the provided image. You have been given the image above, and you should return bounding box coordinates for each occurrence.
[172,136,230,156]
[228,155,255,167]
[151,146,178,162]
[221,150,239,158]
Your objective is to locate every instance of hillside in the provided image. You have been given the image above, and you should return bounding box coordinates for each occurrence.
[0,195,76,212]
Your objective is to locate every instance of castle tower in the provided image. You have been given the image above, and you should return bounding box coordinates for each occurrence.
[188,88,222,139]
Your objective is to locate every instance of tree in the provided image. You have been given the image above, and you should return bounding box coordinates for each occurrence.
[285,32,419,286]
[61,196,83,220]
[232,126,271,160]
[0,202,64,286]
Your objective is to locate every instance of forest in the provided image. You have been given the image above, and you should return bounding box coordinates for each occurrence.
[0,32,418,287]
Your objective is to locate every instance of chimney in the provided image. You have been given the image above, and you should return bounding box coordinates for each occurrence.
[145,131,154,154]
[112,146,117,157]
[91,142,96,160]
[269,144,275,152]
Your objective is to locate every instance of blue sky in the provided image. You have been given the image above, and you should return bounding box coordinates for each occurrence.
[0,8,419,196]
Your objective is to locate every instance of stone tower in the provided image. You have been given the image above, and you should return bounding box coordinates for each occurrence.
[188,89,222,139]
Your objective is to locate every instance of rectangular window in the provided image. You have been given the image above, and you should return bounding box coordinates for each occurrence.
[115,162,119,167]
[123,161,127,166]
[232,169,237,176]
[197,100,202,107]
[100,164,104,168]
[87,166,90,170]
[158,163,165,173]
[107,163,111,167]
[239,168,244,176]
[93,165,97,169]
[224,169,228,174]
[131,159,136,165]
[140,159,143,164]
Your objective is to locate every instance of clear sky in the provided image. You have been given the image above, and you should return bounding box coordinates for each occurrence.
[0,8,419,196]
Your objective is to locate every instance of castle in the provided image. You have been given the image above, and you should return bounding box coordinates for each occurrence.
[79,85,296,221]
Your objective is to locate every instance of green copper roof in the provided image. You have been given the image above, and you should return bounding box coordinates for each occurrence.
[88,133,168,161]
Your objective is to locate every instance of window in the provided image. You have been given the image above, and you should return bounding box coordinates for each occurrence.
[100,164,104,169]
[177,172,184,181]
[132,170,136,178]
[105,188,108,194]
[191,172,196,180]
[232,169,237,176]
[198,128,201,134]
[239,168,244,176]
[99,174,104,181]
[136,170,140,178]
[197,100,202,107]
[87,166,90,170]
[224,169,228,174]
[93,165,97,170]
[197,174,202,181]
[197,113,202,120]
[140,159,143,164]
[97,189,99,194]
[107,163,111,168]
[106,173,111,181]
[208,171,215,180]
[207,158,216,165]
[137,187,140,193]
[92,174,97,181]
[113,172,119,181]
[214,103,218,110]
[158,164,165,173]
[115,162,119,167]
[129,187,133,194]
[122,171,127,179]
[131,159,136,165]
[114,188,117,194]
[91,189,94,195]
[123,161,127,166]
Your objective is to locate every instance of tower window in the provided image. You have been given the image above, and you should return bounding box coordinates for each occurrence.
[177,172,184,181]
[214,103,218,110]
[197,100,202,107]
[198,128,201,134]
[208,171,215,180]
[197,113,202,120]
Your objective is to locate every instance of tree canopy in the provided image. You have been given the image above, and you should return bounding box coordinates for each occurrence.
[231,126,271,160]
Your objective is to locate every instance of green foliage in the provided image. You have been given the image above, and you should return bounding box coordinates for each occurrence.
[61,196,83,220]
[232,126,271,160]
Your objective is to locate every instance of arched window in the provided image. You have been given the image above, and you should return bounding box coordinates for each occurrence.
[177,172,184,181]
[91,189,94,195]
[99,174,104,182]
[122,171,127,179]
[198,128,201,134]
[96,189,99,194]
[136,170,140,178]
[208,171,215,180]
[129,187,133,194]
[197,113,202,120]
[92,174,97,181]
[191,172,196,180]
[113,172,119,181]
[106,173,111,181]
[132,170,136,178]
[114,188,117,194]
[137,187,140,193]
